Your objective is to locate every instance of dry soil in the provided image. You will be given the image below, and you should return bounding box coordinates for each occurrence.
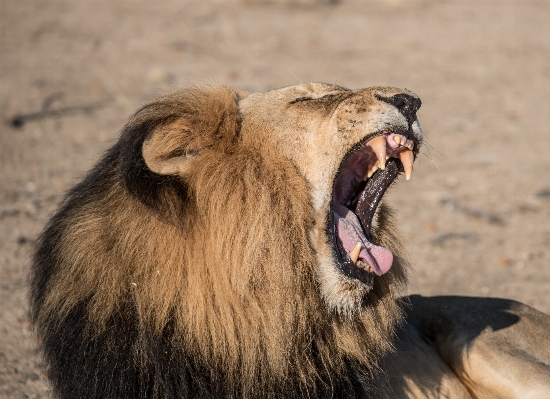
[1,1,550,397]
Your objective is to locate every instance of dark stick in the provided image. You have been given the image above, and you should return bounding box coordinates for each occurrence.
[10,98,112,128]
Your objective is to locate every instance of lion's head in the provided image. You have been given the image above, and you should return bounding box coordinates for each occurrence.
[31,83,423,398]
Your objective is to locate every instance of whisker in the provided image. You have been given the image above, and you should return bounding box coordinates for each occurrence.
[421,151,443,174]
[421,150,432,161]
[423,138,443,159]
[422,146,433,161]
[431,159,442,173]
[286,68,303,84]
[334,71,341,87]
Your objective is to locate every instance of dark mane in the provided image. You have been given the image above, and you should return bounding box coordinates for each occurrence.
[30,84,406,399]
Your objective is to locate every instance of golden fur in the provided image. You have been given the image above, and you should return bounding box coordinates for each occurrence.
[31,83,422,398]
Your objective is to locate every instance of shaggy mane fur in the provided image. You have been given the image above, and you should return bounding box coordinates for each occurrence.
[31,85,407,399]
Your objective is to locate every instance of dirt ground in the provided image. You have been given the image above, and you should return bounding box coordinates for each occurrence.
[1,1,550,397]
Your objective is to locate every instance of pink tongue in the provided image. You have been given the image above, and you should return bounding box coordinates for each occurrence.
[333,208,393,276]
[364,246,393,276]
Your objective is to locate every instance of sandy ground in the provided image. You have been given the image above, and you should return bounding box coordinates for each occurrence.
[1,1,550,397]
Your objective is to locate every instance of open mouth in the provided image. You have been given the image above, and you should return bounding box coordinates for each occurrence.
[330,132,416,285]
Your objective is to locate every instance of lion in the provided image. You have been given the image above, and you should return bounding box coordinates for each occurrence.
[30,83,550,398]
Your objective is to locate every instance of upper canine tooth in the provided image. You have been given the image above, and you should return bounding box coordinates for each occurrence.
[368,136,387,170]
[349,242,362,264]
[394,135,402,145]
[399,149,414,180]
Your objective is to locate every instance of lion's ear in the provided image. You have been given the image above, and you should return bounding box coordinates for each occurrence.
[140,85,241,177]
[142,119,199,176]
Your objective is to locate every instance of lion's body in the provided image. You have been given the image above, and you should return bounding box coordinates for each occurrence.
[30,83,550,399]
[382,296,550,398]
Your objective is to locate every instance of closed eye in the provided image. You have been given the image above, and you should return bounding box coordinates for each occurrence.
[289,96,313,104]
[289,91,354,105]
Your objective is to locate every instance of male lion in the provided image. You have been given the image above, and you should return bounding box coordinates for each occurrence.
[30,83,550,398]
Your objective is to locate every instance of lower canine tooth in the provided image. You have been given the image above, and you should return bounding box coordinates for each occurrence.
[368,136,387,170]
[399,149,414,180]
[363,164,379,180]
[349,242,361,264]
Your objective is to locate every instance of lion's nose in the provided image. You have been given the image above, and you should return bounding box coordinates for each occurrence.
[376,94,421,126]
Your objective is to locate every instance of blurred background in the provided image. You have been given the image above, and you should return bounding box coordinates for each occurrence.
[1,0,549,397]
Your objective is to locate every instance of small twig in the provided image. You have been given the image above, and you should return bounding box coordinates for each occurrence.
[431,231,477,245]
[440,198,505,225]
[41,92,64,111]
[9,98,112,128]
[536,188,550,199]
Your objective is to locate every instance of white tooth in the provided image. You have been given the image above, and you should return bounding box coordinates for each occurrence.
[399,149,414,180]
[349,242,362,264]
[368,136,387,170]
[363,164,379,180]
[394,135,402,145]
[368,164,379,179]
[406,142,414,150]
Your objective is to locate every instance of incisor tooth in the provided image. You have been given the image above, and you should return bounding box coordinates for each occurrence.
[368,136,387,170]
[349,242,362,264]
[399,149,414,180]
[363,164,379,180]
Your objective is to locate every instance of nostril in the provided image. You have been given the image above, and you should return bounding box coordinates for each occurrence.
[393,94,413,109]
[375,93,421,125]
[392,96,406,109]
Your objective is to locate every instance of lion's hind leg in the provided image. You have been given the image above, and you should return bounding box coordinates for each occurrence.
[379,319,473,399]
[405,295,550,399]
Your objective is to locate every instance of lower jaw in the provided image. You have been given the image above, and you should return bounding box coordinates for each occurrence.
[331,160,401,283]
[331,227,376,286]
